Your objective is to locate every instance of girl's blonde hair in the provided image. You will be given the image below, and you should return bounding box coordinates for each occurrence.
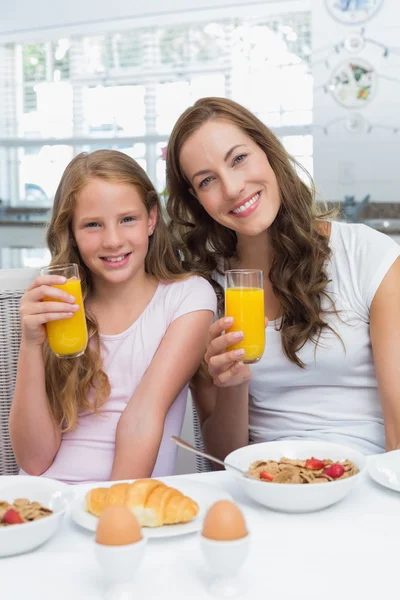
[166,97,338,368]
[45,149,185,431]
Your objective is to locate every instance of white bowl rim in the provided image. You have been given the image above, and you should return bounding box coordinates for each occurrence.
[0,477,69,532]
[0,507,65,532]
[225,440,366,488]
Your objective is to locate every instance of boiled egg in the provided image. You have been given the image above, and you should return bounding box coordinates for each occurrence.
[96,506,142,546]
[202,500,248,541]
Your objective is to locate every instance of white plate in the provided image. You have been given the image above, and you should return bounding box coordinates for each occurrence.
[368,450,400,492]
[70,476,232,538]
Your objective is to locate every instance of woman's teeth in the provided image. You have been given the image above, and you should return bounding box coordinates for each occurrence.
[232,192,260,214]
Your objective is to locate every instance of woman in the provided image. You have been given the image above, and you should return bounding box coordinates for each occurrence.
[166,96,400,458]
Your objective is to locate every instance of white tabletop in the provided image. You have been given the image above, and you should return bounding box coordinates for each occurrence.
[0,469,398,600]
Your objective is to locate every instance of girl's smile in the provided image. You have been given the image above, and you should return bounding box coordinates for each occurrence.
[72,178,156,290]
[100,252,132,268]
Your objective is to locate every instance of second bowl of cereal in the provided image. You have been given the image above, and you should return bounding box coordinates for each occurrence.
[0,476,70,557]
[225,440,366,513]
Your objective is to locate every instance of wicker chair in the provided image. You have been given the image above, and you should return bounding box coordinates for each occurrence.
[191,400,215,473]
[0,268,38,476]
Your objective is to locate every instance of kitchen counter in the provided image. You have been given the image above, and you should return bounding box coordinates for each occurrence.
[1,213,400,269]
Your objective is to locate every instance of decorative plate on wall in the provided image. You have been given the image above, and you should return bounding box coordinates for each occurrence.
[327,58,377,108]
[325,0,384,24]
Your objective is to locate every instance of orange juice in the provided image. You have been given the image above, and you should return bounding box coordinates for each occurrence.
[45,278,88,358]
[225,287,265,363]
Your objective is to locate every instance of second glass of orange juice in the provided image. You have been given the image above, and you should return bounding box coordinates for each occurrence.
[40,263,88,359]
[225,269,265,364]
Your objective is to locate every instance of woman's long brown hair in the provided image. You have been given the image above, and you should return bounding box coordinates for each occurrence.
[166,97,337,368]
[45,149,186,431]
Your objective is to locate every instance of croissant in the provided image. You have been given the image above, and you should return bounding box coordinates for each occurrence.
[85,479,199,527]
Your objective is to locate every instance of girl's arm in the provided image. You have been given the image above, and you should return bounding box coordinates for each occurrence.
[9,275,76,474]
[10,343,61,475]
[110,309,214,480]
[370,257,400,450]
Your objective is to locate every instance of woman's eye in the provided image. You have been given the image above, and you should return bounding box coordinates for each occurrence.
[233,154,247,165]
[199,176,213,189]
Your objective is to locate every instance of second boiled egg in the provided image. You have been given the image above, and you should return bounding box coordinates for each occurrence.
[202,500,248,541]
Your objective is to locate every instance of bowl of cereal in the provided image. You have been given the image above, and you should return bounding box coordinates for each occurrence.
[225,440,366,513]
[0,476,70,557]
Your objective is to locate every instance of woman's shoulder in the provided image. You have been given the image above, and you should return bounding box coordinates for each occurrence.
[330,220,400,256]
[329,220,400,310]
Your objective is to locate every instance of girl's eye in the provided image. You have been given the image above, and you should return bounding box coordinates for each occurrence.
[233,154,247,165]
[121,216,135,223]
[199,176,213,189]
[85,222,100,228]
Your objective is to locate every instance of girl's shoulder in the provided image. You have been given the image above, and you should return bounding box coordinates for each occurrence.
[158,275,217,319]
[160,274,216,294]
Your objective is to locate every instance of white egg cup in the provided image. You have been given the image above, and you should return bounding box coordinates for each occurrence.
[94,537,147,599]
[199,534,250,598]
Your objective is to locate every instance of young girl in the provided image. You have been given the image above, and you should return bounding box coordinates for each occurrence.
[166,97,400,459]
[9,149,216,484]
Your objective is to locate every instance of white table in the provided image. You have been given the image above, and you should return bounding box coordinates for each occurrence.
[0,470,399,600]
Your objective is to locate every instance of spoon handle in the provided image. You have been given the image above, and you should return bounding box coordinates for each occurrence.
[171,436,226,468]
[171,435,256,480]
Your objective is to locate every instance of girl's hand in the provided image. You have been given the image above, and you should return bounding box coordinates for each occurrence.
[204,317,253,387]
[19,275,80,346]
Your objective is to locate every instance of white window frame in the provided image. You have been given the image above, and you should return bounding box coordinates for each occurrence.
[0,1,312,206]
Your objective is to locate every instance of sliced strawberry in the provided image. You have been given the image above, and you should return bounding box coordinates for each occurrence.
[305,458,325,470]
[259,471,274,481]
[2,508,24,525]
[323,464,345,479]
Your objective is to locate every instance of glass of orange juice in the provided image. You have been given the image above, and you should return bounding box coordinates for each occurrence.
[225,269,265,364]
[40,263,88,359]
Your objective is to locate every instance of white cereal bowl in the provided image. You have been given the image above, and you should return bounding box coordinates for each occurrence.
[0,476,70,557]
[225,440,367,513]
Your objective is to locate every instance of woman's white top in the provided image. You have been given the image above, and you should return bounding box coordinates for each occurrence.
[215,221,400,454]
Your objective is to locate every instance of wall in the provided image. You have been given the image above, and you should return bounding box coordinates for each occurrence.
[312,0,400,203]
[0,0,307,40]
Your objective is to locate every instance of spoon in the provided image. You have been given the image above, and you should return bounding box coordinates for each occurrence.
[171,436,258,480]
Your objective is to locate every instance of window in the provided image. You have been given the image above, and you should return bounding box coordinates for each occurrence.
[0,11,311,206]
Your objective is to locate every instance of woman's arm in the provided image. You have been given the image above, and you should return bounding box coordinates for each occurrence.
[110,309,214,480]
[191,374,249,465]
[370,256,400,451]
[189,315,253,462]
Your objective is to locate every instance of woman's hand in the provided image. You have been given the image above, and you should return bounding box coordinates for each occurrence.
[19,275,80,346]
[204,317,253,387]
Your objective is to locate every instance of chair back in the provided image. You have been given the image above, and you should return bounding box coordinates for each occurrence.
[191,401,214,473]
[0,268,38,475]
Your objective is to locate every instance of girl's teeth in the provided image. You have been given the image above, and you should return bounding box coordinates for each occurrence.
[104,255,126,262]
[232,193,259,214]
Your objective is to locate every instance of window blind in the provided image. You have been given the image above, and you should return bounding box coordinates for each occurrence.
[0,10,312,206]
